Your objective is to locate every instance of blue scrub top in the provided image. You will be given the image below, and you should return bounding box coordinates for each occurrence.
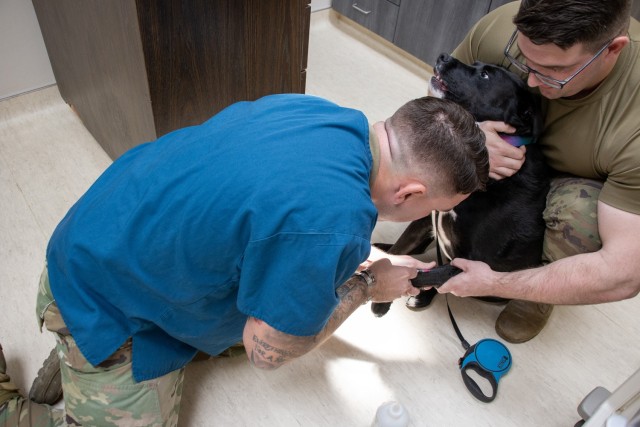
[46,94,377,381]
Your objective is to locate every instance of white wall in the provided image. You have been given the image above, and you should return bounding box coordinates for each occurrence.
[311,0,332,12]
[0,0,331,101]
[0,0,55,100]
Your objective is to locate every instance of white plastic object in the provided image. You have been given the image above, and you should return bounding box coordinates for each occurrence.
[372,401,410,427]
[579,387,613,420]
[583,367,640,427]
[605,414,628,427]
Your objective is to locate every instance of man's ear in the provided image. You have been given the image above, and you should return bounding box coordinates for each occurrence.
[607,36,629,57]
[393,181,427,205]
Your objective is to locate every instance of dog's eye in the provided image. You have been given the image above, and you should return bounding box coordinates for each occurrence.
[480,71,490,79]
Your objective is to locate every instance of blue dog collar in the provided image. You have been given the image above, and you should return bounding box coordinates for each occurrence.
[500,134,534,147]
[459,339,512,403]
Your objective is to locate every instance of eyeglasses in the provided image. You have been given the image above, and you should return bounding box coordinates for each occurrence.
[503,29,613,89]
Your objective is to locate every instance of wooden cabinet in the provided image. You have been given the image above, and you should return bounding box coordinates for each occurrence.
[329,0,509,66]
[32,0,310,159]
[334,0,640,66]
[394,0,493,65]
[331,0,399,43]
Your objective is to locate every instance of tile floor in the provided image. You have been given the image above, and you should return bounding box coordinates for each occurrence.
[1,9,639,427]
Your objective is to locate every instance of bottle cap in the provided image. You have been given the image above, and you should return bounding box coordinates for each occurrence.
[372,401,409,427]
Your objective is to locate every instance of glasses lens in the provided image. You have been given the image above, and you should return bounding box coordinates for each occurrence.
[508,57,530,74]
[504,30,568,89]
[533,72,562,89]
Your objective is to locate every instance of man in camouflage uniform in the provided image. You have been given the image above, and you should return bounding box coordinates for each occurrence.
[543,177,603,261]
[1,268,184,427]
[435,0,640,343]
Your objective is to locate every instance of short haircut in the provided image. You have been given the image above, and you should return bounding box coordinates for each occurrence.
[388,96,489,196]
[515,0,631,52]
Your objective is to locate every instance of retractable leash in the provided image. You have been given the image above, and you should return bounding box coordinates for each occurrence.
[411,213,513,403]
[445,295,512,403]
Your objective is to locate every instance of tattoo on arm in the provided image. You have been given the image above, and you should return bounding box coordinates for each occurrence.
[302,276,368,350]
[336,275,366,300]
[249,334,293,369]
[247,276,368,369]
[247,322,315,370]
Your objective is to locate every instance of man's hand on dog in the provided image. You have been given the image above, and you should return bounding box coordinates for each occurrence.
[436,258,504,298]
[366,257,435,302]
[479,121,526,180]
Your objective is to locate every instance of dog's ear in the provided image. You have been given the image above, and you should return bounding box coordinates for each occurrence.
[503,92,544,138]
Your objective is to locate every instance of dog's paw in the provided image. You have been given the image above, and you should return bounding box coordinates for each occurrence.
[370,302,391,317]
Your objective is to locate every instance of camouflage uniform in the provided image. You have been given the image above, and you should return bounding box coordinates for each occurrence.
[1,268,185,427]
[542,176,604,263]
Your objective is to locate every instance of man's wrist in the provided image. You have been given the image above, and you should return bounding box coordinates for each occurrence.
[354,268,376,304]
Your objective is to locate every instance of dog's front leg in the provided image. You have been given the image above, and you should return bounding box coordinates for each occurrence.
[370,214,434,317]
[388,214,434,255]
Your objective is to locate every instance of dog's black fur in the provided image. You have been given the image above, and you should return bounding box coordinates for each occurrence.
[371,54,550,317]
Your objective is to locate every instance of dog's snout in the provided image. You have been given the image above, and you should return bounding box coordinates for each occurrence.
[437,53,453,64]
[435,53,456,74]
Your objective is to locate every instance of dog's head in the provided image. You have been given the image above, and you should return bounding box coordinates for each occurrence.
[429,54,544,139]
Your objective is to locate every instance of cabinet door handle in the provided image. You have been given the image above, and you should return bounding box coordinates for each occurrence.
[352,3,372,15]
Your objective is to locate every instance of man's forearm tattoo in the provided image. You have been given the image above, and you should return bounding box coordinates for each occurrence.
[336,275,368,301]
[248,276,368,369]
[325,276,368,333]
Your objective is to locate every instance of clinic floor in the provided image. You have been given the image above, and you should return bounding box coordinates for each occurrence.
[2,9,639,427]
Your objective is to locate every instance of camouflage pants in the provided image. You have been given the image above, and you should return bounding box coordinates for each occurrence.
[542,176,603,263]
[0,268,184,426]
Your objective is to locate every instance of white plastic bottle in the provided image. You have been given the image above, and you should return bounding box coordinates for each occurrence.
[372,401,410,427]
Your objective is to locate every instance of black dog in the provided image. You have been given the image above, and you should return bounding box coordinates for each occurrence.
[371,54,550,317]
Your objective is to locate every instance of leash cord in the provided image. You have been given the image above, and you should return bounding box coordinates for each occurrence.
[446,295,470,350]
[434,211,471,351]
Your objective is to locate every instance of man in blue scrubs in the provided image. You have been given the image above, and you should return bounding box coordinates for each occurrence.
[1,94,488,426]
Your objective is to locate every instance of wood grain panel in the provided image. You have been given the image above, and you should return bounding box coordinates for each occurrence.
[394,0,492,66]
[32,0,157,159]
[135,1,248,136]
[32,0,310,159]
[243,0,310,99]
